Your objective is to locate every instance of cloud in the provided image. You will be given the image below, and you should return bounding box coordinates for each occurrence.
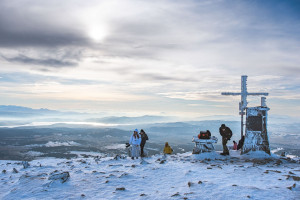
[1,54,77,67]
[0,0,90,48]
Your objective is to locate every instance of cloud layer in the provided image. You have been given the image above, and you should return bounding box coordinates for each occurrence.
[0,0,299,118]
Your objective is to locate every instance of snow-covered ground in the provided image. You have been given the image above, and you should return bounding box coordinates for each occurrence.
[0,150,299,200]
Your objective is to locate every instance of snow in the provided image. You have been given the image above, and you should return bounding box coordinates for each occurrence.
[104,144,126,150]
[26,141,81,148]
[271,147,284,154]
[0,150,299,200]
[44,141,80,147]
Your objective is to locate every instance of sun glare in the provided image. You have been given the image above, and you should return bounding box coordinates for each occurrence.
[88,24,108,42]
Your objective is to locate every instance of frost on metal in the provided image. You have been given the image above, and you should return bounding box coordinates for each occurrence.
[192,136,218,154]
[242,106,270,155]
[221,76,271,155]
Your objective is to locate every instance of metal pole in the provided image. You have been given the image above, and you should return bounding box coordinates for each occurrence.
[241,113,243,138]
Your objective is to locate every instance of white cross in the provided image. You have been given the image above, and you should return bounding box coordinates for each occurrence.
[221,75,268,137]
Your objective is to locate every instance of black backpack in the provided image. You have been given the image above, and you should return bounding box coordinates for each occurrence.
[225,128,232,139]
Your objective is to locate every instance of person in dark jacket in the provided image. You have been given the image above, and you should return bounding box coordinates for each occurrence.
[219,124,232,155]
[139,129,149,157]
[237,136,245,150]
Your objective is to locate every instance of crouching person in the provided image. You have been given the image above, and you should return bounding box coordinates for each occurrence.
[129,129,141,159]
[163,142,173,155]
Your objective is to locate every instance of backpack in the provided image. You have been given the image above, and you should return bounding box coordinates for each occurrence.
[224,128,232,139]
[198,130,211,139]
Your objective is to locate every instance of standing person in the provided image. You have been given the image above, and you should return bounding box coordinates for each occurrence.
[129,129,141,159]
[163,142,173,155]
[139,129,148,157]
[233,141,237,150]
[237,136,245,150]
[219,124,232,156]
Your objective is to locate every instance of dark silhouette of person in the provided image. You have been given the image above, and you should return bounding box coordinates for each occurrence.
[139,129,148,157]
[219,124,232,155]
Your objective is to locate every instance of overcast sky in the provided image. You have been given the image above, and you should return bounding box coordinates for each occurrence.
[0,0,299,119]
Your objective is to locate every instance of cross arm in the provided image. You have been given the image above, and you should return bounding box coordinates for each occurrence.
[221,92,241,96]
[247,93,269,96]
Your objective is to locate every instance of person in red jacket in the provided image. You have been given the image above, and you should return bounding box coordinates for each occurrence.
[233,141,237,150]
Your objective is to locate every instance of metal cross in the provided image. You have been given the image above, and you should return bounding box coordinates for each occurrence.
[221,75,268,137]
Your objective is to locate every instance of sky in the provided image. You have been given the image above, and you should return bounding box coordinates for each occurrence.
[0,0,299,119]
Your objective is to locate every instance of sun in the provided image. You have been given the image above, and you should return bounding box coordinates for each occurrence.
[88,24,108,42]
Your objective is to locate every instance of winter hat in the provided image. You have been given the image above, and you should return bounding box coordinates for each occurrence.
[134,128,138,133]
[221,124,226,128]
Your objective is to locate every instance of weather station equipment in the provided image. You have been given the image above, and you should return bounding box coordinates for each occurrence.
[221,75,271,155]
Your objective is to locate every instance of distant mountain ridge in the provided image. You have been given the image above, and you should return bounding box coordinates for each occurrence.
[0,105,63,117]
[0,105,173,124]
[88,115,173,124]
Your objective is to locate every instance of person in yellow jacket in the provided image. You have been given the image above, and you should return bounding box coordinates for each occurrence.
[163,142,173,154]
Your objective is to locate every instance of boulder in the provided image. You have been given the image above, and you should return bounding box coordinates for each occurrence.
[48,171,70,183]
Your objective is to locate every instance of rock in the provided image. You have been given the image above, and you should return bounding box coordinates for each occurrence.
[119,173,129,178]
[22,161,30,169]
[81,194,85,197]
[265,170,281,174]
[207,167,212,169]
[171,192,180,197]
[116,187,125,191]
[48,171,70,183]
[78,159,86,164]
[131,164,136,168]
[140,194,146,196]
[275,160,283,165]
[13,168,18,173]
[287,183,296,190]
[289,171,295,175]
[114,155,125,160]
[286,175,300,181]
[184,192,194,195]
[198,181,203,184]
[188,182,193,187]
[232,184,237,187]
[105,180,109,183]
[2,170,6,174]
[159,160,166,164]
